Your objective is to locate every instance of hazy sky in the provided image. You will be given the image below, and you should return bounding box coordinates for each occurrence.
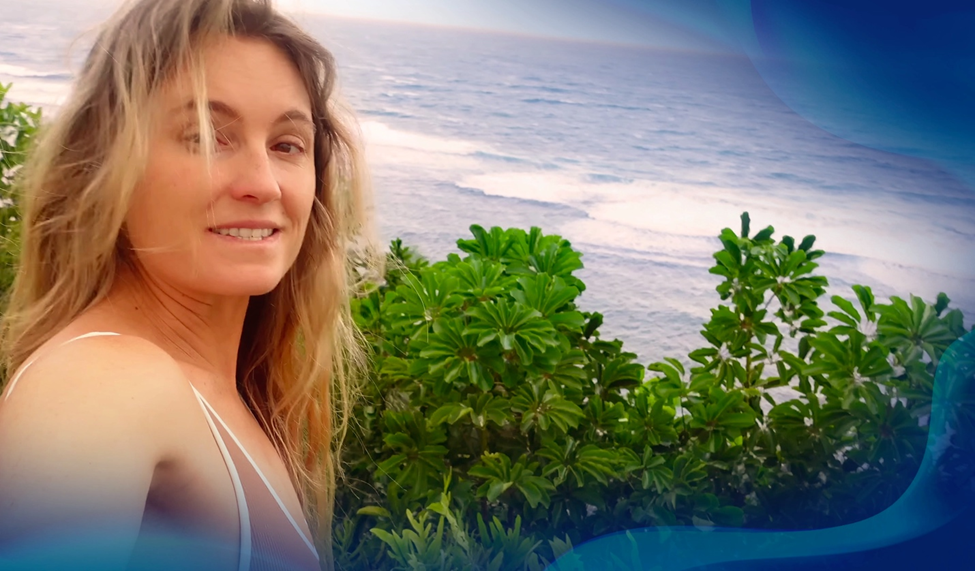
[279,0,724,50]
[49,0,725,51]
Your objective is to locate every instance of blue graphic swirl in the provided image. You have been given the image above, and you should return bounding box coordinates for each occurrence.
[0,526,309,571]
[607,0,975,189]
[548,330,975,570]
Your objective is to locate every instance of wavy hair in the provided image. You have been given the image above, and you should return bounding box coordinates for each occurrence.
[0,0,376,562]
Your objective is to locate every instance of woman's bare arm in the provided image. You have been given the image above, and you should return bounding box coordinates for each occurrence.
[0,335,187,569]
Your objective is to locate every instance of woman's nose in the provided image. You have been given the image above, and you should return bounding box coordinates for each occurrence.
[227,142,282,204]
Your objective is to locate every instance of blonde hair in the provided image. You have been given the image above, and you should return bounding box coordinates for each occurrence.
[0,0,376,562]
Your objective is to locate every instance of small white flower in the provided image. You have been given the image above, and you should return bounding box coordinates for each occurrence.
[803,417,813,427]
[851,367,867,386]
[777,276,790,285]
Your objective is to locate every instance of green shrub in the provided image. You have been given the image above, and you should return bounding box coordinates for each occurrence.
[336,215,968,570]
[0,85,40,384]
[0,83,40,301]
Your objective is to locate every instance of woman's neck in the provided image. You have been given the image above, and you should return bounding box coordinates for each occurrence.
[94,262,249,394]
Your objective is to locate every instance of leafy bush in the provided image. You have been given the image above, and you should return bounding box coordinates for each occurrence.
[0,83,39,300]
[335,215,968,570]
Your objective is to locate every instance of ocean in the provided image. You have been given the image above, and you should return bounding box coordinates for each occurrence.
[2,2,974,363]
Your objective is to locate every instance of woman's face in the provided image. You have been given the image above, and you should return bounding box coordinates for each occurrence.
[125,36,317,298]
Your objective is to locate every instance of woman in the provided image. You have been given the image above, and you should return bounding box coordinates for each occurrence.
[0,0,375,569]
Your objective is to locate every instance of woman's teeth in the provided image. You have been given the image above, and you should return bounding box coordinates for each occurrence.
[211,228,275,240]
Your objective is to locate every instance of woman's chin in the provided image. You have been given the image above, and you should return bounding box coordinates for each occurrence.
[206,274,286,298]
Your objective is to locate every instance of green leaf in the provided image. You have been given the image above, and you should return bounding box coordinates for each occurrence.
[487,480,513,501]
[357,506,391,518]
[753,225,774,242]
[798,234,816,252]
[717,412,756,428]
[429,403,473,425]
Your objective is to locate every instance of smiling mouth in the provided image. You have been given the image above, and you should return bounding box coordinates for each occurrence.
[208,227,279,241]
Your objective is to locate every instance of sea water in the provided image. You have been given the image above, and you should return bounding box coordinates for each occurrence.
[2,4,973,363]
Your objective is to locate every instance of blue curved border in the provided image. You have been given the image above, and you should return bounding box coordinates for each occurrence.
[606,0,975,189]
[548,330,975,570]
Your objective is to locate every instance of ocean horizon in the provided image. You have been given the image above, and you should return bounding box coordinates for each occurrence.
[2,4,974,364]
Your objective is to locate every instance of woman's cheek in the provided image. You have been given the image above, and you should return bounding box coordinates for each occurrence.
[294,174,318,234]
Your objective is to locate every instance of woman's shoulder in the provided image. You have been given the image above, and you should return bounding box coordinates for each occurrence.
[0,333,200,557]
[1,332,196,435]
[11,332,188,394]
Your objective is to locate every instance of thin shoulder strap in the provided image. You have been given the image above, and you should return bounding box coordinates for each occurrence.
[191,388,253,571]
[1,331,121,402]
[199,397,319,559]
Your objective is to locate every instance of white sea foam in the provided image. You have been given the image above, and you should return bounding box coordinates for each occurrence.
[454,168,975,277]
[457,171,606,204]
[561,218,718,265]
[1,79,70,108]
[360,120,479,154]
[0,63,68,78]
[0,61,72,109]
[358,115,975,288]
[360,120,486,170]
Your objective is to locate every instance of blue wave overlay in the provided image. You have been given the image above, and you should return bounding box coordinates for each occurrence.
[611,0,975,188]
[0,529,310,571]
[548,330,975,570]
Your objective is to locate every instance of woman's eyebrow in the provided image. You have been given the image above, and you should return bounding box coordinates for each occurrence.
[275,109,316,133]
[171,99,240,120]
[170,100,313,132]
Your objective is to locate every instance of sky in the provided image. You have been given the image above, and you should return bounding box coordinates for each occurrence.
[63,0,730,52]
[280,0,728,51]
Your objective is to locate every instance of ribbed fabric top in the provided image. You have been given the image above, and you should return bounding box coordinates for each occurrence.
[2,332,321,571]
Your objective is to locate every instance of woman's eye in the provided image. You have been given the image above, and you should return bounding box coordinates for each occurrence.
[273,141,305,155]
[182,131,231,150]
